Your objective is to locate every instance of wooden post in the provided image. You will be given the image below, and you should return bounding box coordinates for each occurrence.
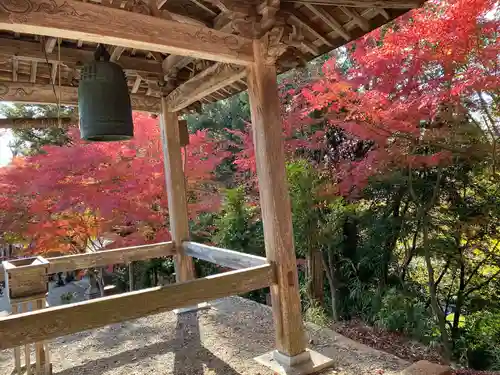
[128,262,134,292]
[248,39,334,373]
[4,256,52,375]
[159,99,196,283]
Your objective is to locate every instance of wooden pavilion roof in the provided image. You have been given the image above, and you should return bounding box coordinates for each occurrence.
[0,0,422,114]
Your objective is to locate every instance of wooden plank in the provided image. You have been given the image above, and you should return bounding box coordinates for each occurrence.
[166,63,246,111]
[0,117,73,129]
[282,0,420,8]
[340,6,370,31]
[247,39,307,357]
[288,13,333,47]
[47,241,175,274]
[131,75,142,94]
[44,37,57,54]
[183,242,267,270]
[0,264,274,350]
[304,4,351,41]
[0,242,175,283]
[0,82,162,113]
[110,46,126,62]
[0,0,254,65]
[190,0,218,16]
[162,55,194,76]
[12,58,18,82]
[30,61,38,83]
[0,38,164,75]
[160,105,196,282]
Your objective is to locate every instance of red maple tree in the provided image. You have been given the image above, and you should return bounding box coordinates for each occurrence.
[0,114,228,255]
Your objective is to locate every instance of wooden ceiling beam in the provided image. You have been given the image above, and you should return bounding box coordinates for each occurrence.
[340,6,370,31]
[165,62,246,112]
[0,117,73,129]
[162,55,195,77]
[0,81,162,113]
[0,0,254,65]
[287,13,333,47]
[0,39,164,76]
[304,4,350,41]
[281,0,420,8]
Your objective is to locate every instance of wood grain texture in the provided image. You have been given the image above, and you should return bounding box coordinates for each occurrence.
[0,117,73,129]
[246,38,307,357]
[0,82,161,113]
[166,62,246,111]
[0,0,254,65]
[183,241,267,269]
[160,105,196,282]
[0,242,175,283]
[0,264,274,350]
[0,38,164,75]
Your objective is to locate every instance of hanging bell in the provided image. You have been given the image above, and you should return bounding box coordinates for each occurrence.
[78,44,133,141]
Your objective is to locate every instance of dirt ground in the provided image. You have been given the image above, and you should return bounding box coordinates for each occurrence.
[0,297,410,375]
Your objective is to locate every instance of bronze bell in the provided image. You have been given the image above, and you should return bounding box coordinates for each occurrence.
[78,44,133,141]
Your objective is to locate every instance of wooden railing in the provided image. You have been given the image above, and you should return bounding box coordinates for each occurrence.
[0,241,175,283]
[0,241,271,351]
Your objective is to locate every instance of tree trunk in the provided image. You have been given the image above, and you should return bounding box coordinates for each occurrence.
[306,247,324,306]
[423,217,452,362]
[322,250,339,321]
[451,259,466,343]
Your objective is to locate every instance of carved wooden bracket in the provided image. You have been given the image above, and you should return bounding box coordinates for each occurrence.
[261,26,289,65]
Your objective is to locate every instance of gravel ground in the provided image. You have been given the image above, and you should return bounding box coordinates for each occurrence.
[0,297,409,375]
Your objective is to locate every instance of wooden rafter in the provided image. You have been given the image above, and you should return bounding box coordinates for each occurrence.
[287,13,333,47]
[0,117,73,129]
[340,6,370,31]
[30,61,38,83]
[0,39,164,76]
[0,0,254,65]
[189,0,218,16]
[166,62,246,111]
[0,82,161,113]
[304,4,351,41]
[281,0,421,8]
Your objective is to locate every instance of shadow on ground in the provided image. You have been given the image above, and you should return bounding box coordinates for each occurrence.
[54,312,242,375]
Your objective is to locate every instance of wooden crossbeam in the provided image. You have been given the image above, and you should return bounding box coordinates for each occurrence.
[0,38,164,76]
[0,264,274,350]
[165,63,246,111]
[0,242,175,283]
[0,82,161,113]
[282,0,421,8]
[304,4,351,41]
[0,0,254,65]
[183,241,267,269]
[0,117,73,129]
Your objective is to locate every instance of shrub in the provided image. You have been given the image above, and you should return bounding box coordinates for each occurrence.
[462,311,500,370]
[375,288,435,342]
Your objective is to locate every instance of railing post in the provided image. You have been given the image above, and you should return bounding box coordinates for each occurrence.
[160,99,196,283]
[247,39,334,374]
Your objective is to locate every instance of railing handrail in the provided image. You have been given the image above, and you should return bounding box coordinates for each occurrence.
[0,263,274,350]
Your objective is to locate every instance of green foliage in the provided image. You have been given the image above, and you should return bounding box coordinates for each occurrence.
[213,187,264,256]
[375,288,436,342]
[461,311,500,370]
[0,103,74,156]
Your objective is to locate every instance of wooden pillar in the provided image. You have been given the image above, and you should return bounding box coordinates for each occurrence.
[246,39,307,358]
[160,98,196,283]
[249,38,334,374]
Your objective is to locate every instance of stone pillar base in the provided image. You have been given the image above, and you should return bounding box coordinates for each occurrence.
[255,349,335,375]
